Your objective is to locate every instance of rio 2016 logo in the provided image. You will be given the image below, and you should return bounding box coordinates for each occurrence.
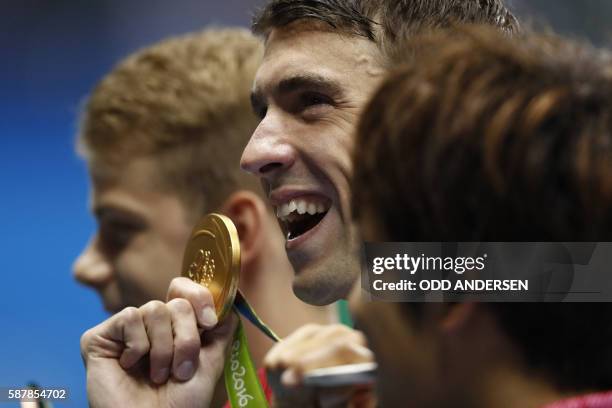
[229,339,254,407]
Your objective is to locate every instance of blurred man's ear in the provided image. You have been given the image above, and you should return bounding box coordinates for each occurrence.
[219,190,266,271]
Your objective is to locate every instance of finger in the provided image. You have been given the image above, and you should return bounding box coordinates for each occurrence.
[264,323,324,369]
[112,307,150,369]
[80,323,115,363]
[167,277,217,329]
[167,298,201,381]
[267,325,366,372]
[140,300,173,384]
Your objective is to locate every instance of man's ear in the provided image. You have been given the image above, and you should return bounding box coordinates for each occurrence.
[219,190,266,270]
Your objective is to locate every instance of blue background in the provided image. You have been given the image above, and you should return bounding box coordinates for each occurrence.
[1,1,610,406]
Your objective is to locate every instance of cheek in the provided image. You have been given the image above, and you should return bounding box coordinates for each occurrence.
[320,113,356,166]
[325,120,355,193]
[300,122,354,198]
[296,109,355,169]
[114,236,185,302]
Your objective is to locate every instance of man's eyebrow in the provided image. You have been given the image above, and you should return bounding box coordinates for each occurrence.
[251,74,344,108]
[276,74,344,98]
[250,74,345,117]
[93,205,145,225]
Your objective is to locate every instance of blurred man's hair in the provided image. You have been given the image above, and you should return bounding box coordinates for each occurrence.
[353,25,612,391]
[252,0,518,63]
[78,28,263,211]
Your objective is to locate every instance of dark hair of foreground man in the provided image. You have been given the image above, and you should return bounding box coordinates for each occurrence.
[353,25,612,396]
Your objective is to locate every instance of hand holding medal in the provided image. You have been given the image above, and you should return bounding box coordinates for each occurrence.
[182,213,278,407]
[182,213,375,407]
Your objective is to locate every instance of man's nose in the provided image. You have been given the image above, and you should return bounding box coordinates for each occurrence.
[73,236,113,289]
[240,118,296,178]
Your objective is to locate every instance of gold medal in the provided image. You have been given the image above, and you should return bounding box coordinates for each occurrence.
[181,213,240,322]
[182,213,281,342]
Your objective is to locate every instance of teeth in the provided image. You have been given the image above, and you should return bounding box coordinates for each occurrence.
[307,203,317,215]
[297,200,307,214]
[276,197,329,220]
[288,200,297,213]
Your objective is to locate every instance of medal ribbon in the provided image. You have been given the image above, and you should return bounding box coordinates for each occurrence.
[234,291,281,342]
[224,291,280,407]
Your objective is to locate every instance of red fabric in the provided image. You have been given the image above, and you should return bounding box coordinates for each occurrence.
[223,368,273,408]
[542,391,612,408]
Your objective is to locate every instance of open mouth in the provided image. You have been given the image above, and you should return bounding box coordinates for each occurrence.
[276,196,331,241]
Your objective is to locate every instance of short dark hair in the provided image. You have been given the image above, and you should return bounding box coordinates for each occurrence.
[252,0,518,62]
[353,25,612,392]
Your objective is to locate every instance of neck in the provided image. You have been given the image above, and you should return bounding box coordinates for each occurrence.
[239,216,334,367]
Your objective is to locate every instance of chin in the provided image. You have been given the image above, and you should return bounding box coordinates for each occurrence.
[286,213,361,305]
[291,257,357,306]
[103,304,123,314]
[101,298,126,314]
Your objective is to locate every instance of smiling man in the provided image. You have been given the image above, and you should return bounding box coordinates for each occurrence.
[244,24,381,306]
[241,0,519,305]
[239,0,519,401]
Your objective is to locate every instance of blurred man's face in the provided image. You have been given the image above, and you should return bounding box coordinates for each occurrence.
[241,23,383,305]
[73,157,194,312]
[349,208,441,408]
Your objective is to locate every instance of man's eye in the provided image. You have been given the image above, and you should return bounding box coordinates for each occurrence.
[255,105,268,120]
[99,222,142,251]
[301,92,332,108]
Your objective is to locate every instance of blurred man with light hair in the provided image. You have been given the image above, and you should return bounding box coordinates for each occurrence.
[75,28,332,406]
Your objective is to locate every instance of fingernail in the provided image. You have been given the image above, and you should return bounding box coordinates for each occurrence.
[201,307,218,328]
[152,367,169,384]
[175,360,195,381]
[281,369,299,387]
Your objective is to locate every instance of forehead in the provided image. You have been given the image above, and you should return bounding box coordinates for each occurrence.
[254,23,381,92]
[91,157,160,192]
[89,157,181,211]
